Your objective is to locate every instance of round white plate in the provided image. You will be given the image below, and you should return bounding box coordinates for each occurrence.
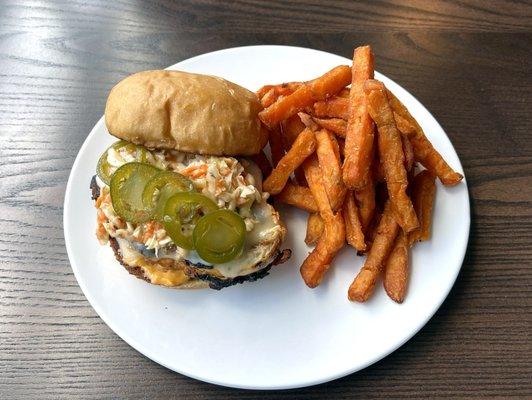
[64,45,470,390]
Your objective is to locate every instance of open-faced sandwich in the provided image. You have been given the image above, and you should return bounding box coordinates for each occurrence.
[91,70,290,290]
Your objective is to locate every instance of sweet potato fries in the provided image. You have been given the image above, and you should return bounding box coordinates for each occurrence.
[257,44,463,303]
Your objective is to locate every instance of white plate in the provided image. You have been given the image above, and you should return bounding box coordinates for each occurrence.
[64,45,470,390]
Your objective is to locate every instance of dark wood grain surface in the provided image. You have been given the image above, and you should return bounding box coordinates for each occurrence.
[1,0,531,398]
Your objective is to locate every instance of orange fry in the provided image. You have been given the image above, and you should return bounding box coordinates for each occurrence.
[301,156,346,287]
[409,170,436,244]
[386,89,463,186]
[305,212,324,246]
[301,212,345,288]
[275,183,318,213]
[383,232,409,303]
[312,117,347,137]
[343,192,366,252]
[259,65,351,128]
[365,79,418,233]
[280,115,307,185]
[348,201,399,302]
[249,150,272,178]
[343,45,375,189]
[263,128,316,195]
[315,129,346,211]
[313,96,349,119]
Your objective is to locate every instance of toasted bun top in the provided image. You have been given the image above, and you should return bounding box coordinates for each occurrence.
[104,70,268,156]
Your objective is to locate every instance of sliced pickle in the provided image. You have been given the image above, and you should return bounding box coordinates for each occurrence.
[193,209,245,264]
[110,162,159,223]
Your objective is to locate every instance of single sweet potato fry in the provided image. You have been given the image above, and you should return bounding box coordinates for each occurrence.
[383,232,409,303]
[348,201,399,302]
[259,65,351,128]
[365,79,418,233]
[312,117,347,137]
[301,211,345,288]
[263,128,316,195]
[249,150,272,178]
[305,212,324,246]
[313,96,349,119]
[300,155,346,287]
[343,191,366,252]
[315,129,346,211]
[409,170,436,245]
[386,89,463,186]
[342,45,375,189]
[275,183,318,213]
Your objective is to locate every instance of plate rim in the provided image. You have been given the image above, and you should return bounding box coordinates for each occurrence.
[64,45,470,390]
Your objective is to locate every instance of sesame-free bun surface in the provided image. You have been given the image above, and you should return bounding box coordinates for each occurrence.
[105,70,268,156]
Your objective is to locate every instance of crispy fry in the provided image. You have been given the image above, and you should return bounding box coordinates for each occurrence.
[343,192,366,251]
[348,201,399,302]
[301,156,346,287]
[249,150,272,178]
[259,65,351,128]
[383,232,409,303]
[365,79,418,232]
[386,89,463,186]
[312,117,347,137]
[315,129,346,211]
[409,170,436,244]
[275,183,318,213]
[343,45,375,189]
[305,212,324,246]
[263,128,316,195]
[313,96,349,119]
[281,115,307,185]
[268,125,285,167]
[301,211,345,288]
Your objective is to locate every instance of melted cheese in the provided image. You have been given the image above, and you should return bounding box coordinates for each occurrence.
[117,238,189,286]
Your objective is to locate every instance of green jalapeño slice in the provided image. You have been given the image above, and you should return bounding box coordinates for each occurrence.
[97,140,152,185]
[110,162,159,223]
[193,209,246,264]
[142,171,195,221]
[163,193,218,250]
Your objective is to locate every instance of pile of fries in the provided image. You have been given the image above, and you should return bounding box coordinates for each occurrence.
[255,45,463,303]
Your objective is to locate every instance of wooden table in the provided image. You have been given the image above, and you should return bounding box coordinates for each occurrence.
[1,1,530,398]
